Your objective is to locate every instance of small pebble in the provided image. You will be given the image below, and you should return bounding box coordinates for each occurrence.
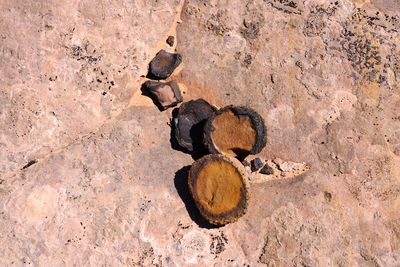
[166,36,175,47]
[260,164,274,175]
[251,157,264,172]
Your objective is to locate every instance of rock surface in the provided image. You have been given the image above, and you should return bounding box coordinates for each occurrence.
[1,0,400,266]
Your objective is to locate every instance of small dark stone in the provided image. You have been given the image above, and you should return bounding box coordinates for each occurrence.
[148,50,182,80]
[260,164,274,175]
[174,99,217,152]
[22,160,37,170]
[143,80,183,110]
[251,158,264,172]
[166,36,175,46]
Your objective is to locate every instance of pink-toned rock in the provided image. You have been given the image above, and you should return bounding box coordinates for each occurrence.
[144,80,183,110]
[1,0,400,266]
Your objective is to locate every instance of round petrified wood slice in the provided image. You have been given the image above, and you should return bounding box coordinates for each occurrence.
[174,99,217,152]
[188,154,250,225]
[204,106,267,158]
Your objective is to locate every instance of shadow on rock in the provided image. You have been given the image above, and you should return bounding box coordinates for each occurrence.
[174,165,220,229]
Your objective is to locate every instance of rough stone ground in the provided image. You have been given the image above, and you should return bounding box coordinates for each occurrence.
[1,0,400,266]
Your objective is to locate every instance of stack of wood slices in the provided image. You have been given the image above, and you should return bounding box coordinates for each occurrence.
[174,102,267,225]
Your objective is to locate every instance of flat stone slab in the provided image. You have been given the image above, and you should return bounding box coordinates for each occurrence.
[1,0,400,266]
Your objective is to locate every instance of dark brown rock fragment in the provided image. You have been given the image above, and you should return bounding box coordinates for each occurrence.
[148,50,182,79]
[204,106,267,158]
[166,36,175,46]
[251,157,264,172]
[260,164,274,175]
[174,99,217,152]
[143,80,183,110]
[188,154,250,225]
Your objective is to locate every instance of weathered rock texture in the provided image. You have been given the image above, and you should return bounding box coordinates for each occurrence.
[1,0,400,266]
[0,0,180,176]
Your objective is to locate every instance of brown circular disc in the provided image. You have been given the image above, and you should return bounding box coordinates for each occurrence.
[203,106,267,158]
[188,154,250,225]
